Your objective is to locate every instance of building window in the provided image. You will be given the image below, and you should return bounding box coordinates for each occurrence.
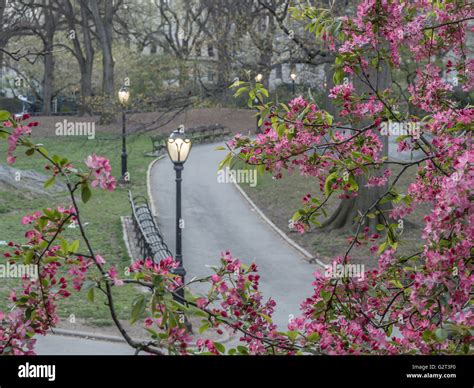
[207,44,214,57]
[208,70,214,82]
[195,42,201,57]
[276,64,282,80]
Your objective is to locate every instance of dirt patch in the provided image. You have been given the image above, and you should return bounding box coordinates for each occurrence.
[28,108,256,138]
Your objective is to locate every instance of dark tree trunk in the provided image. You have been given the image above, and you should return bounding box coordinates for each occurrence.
[257,17,275,89]
[41,2,56,115]
[321,136,390,232]
[42,49,54,114]
[322,61,392,232]
[79,1,94,115]
[216,39,231,86]
[0,0,5,73]
[89,0,115,123]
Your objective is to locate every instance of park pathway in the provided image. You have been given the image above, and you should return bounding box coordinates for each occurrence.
[150,142,319,329]
[35,335,134,355]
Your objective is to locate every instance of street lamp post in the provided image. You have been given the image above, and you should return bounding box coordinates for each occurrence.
[290,72,297,94]
[254,97,261,134]
[118,87,130,183]
[254,74,263,134]
[166,130,192,306]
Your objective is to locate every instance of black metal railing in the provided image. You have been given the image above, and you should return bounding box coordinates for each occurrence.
[128,190,173,263]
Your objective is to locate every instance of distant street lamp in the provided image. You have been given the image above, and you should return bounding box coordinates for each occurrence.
[254,97,262,134]
[254,74,263,134]
[166,130,192,306]
[290,72,297,94]
[118,87,130,183]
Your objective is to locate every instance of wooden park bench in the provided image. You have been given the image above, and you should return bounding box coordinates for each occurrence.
[188,123,231,144]
[128,191,173,263]
[150,124,232,154]
[150,134,168,155]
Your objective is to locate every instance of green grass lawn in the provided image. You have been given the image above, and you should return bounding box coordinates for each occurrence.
[237,162,430,268]
[0,132,155,326]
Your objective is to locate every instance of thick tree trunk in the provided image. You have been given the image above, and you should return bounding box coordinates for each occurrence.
[89,0,115,123]
[73,0,95,116]
[177,59,188,88]
[216,36,231,86]
[41,5,56,115]
[42,50,54,114]
[322,136,391,232]
[0,0,5,80]
[322,61,392,232]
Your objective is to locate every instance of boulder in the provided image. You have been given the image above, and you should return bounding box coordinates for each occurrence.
[0,165,67,197]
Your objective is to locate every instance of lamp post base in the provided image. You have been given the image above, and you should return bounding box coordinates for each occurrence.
[172,266,193,333]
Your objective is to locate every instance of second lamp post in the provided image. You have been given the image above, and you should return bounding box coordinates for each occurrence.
[118,87,130,183]
[255,73,263,134]
[290,72,297,94]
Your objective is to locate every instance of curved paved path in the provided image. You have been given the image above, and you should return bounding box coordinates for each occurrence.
[151,142,319,329]
[35,335,134,355]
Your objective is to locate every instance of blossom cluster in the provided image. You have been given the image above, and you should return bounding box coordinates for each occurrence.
[3,114,38,165]
[84,154,117,191]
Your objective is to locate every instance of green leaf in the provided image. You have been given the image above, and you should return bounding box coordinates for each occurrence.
[23,250,34,265]
[320,289,331,302]
[87,288,95,303]
[307,332,320,342]
[367,288,378,298]
[38,147,48,157]
[81,183,92,204]
[324,172,339,196]
[435,328,448,341]
[286,330,299,341]
[0,110,11,121]
[213,342,225,354]
[260,314,273,324]
[44,176,56,189]
[218,152,233,170]
[233,87,248,97]
[422,330,433,342]
[291,210,304,222]
[199,322,210,334]
[377,242,387,254]
[37,217,48,230]
[69,240,80,253]
[347,173,359,192]
[333,67,343,85]
[51,155,62,165]
[60,238,69,253]
[276,122,286,138]
[237,345,249,354]
[324,113,333,126]
[130,295,146,324]
[390,279,404,289]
